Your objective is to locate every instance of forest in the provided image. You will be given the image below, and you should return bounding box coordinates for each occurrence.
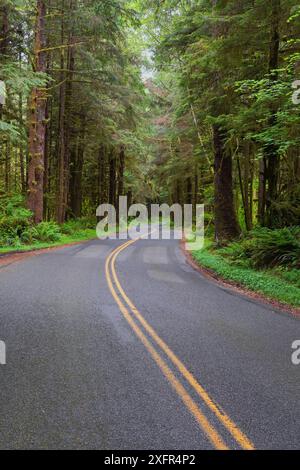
[0,0,300,306]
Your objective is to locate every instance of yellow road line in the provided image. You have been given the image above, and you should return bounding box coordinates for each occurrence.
[107,238,255,450]
[105,242,228,450]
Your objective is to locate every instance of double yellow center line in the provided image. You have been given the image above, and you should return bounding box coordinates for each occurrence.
[105,238,254,450]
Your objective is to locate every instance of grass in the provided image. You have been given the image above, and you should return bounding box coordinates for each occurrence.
[0,216,151,255]
[192,241,300,308]
[0,228,97,254]
[0,220,134,254]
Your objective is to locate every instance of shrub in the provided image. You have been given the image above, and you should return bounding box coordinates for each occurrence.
[274,267,300,288]
[61,217,96,235]
[21,222,61,244]
[218,227,300,269]
[250,227,300,268]
[0,196,96,247]
[0,195,32,245]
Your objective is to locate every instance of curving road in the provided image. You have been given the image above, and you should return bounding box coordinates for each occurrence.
[0,236,299,449]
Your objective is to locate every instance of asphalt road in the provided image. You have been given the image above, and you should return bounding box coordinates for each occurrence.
[0,236,299,449]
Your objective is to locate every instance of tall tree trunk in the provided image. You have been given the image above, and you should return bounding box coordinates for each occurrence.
[1,6,9,188]
[56,2,66,223]
[210,0,240,241]
[0,4,9,57]
[27,0,47,223]
[127,189,132,208]
[43,4,52,219]
[63,38,75,219]
[118,145,125,198]
[5,140,9,192]
[243,147,252,230]
[70,114,85,217]
[265,0,281,227]
[237,146,252,231]
[57,0,76,223]
[109,148,116,206]
[258,157,266,225]
[64,1,76,219]
[46,97,54,219]
[116,145,125,223]
[18,91,25,194]
[249,161,254,228]
[98,144,105,205]
[186,176,192,205]
[43,92,50,217]
[175,179,182,206]
[213,126,240,242]
[193,167,199,206]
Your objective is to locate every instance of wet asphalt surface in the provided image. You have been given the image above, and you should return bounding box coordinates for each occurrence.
[0,237,299,449]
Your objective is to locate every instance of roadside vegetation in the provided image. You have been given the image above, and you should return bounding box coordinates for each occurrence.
[0,195,96,253]
[192,227,300,308]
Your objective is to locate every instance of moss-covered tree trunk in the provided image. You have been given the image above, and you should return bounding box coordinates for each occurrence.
[0,4,8,57]
[27,0,47,223]
[265,0,281,227]
[109,148,116,207]
[70,114,86,217]
[213,125,240,242]
[210,0,240,242]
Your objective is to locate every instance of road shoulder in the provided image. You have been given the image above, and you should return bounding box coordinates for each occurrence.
[181,240,300,318]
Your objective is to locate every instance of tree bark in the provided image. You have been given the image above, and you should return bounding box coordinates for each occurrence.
[265,0,281,227]
[213,126,241,242]
[5,140,9,192]
[18,52,26,194]
[56,0,76,223]
[109,148,116,206]
[258,157,266,225]
[27,0,47,223]
[0,4,9,57]
[186,176,192,205]
[118,145,125,198]
[56,1,66,223]
[210,0,240,241]
[98,144,105,205]
[70,114,86,217]
[237,146,252,231]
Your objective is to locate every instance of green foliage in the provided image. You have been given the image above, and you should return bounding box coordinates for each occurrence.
[60,217,96,235]
[219,227,300,269]
[0,195,32,246]
[192,244,300,308]
[0,61,49,143]
[21,222,62,244]
[0,62,48,97]
[273,267,300,289]
[141,0,300,231]
[0,121,21,142]
[0,198,97,248]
